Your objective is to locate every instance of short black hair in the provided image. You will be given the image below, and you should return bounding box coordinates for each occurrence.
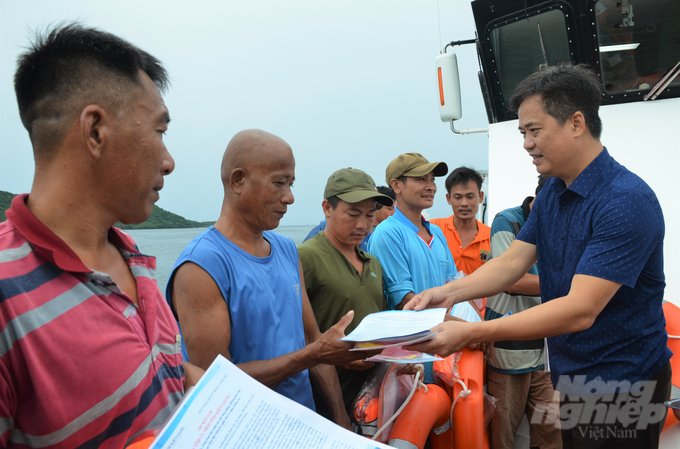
[374,186,395,211]
[536,174,550,195]
[445,166,483,194]
[508,64,603,138]
[327,195,341,209]
[376,186,396,201]
[14,22,169,155]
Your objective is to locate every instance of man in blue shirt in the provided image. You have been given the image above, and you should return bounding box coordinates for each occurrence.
[405,64,671,448]
[367,153,456,385]
[367,153,455,311]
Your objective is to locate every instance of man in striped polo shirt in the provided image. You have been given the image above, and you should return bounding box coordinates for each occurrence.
[0,24,202,448]
[485,175,560,449]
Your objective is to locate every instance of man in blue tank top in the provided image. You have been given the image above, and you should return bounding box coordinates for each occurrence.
[167,129,374,428]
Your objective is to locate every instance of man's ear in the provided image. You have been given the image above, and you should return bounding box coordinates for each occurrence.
[478,191,484,204]
[80,105,110,160]
[322,199,332,219]
[230,168,246,194]
[446,192,451,205]
[571,111,587,138]
[389,178,401,194]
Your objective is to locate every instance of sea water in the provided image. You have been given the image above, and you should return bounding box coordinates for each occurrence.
[126,225,315,293]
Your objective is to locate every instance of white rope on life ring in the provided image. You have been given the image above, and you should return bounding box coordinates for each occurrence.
[372,364,427,441]
[449,378,471,431]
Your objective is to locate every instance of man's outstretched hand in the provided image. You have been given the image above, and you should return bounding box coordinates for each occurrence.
[313,311,381,365]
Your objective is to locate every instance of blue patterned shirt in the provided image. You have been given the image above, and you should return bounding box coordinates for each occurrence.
[517,148,670,390]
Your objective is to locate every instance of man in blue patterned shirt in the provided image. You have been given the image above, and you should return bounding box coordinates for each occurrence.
[405,64,671,449]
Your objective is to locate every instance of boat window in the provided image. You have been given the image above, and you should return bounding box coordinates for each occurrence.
[596,0,680,94]
[490,10,571,103]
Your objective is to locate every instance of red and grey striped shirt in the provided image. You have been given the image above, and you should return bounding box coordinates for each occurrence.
[0,194,184,448]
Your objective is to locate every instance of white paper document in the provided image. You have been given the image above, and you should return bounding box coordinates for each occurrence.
[450,301,483,323]
[150,355,390,449]
[340,308,447,342]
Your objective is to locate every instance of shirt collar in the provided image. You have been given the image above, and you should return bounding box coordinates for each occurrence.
[6,194,139,273]
[473,219,491,242]
[355,246,370,261]
[393,206,432,233]
[442,215,489,243]
[565,147,612,198]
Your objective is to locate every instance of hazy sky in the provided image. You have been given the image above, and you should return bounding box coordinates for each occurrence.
[0,0,490,226]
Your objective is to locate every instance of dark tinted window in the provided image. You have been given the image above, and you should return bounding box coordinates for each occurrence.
[490,10,571,102]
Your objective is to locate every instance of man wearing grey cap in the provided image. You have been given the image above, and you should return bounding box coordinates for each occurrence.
[298,167,392,423]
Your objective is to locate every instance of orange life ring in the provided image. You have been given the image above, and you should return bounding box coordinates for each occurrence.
[452,348,488,449]
[388,383,453,449]
[387,348,488,449]
[662,301,680,432]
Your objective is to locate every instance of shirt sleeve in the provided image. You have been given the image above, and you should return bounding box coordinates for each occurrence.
[367,227,414,309]
[575,191,663,289]
[490,213,515,258]
[374,263,390,312]
[297,245,315,298]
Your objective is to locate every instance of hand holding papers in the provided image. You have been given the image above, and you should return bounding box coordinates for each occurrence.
[149,355,391,449]
[340,309,447,363]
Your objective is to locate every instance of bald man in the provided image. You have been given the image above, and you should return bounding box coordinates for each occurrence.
[167,130,371,428]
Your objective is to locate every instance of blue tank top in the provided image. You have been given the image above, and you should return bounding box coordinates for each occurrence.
[167,227,315,410]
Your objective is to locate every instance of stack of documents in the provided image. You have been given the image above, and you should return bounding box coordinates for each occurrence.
[340,309,447,363]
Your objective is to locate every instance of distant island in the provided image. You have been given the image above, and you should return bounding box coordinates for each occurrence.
[0,190,213,229]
